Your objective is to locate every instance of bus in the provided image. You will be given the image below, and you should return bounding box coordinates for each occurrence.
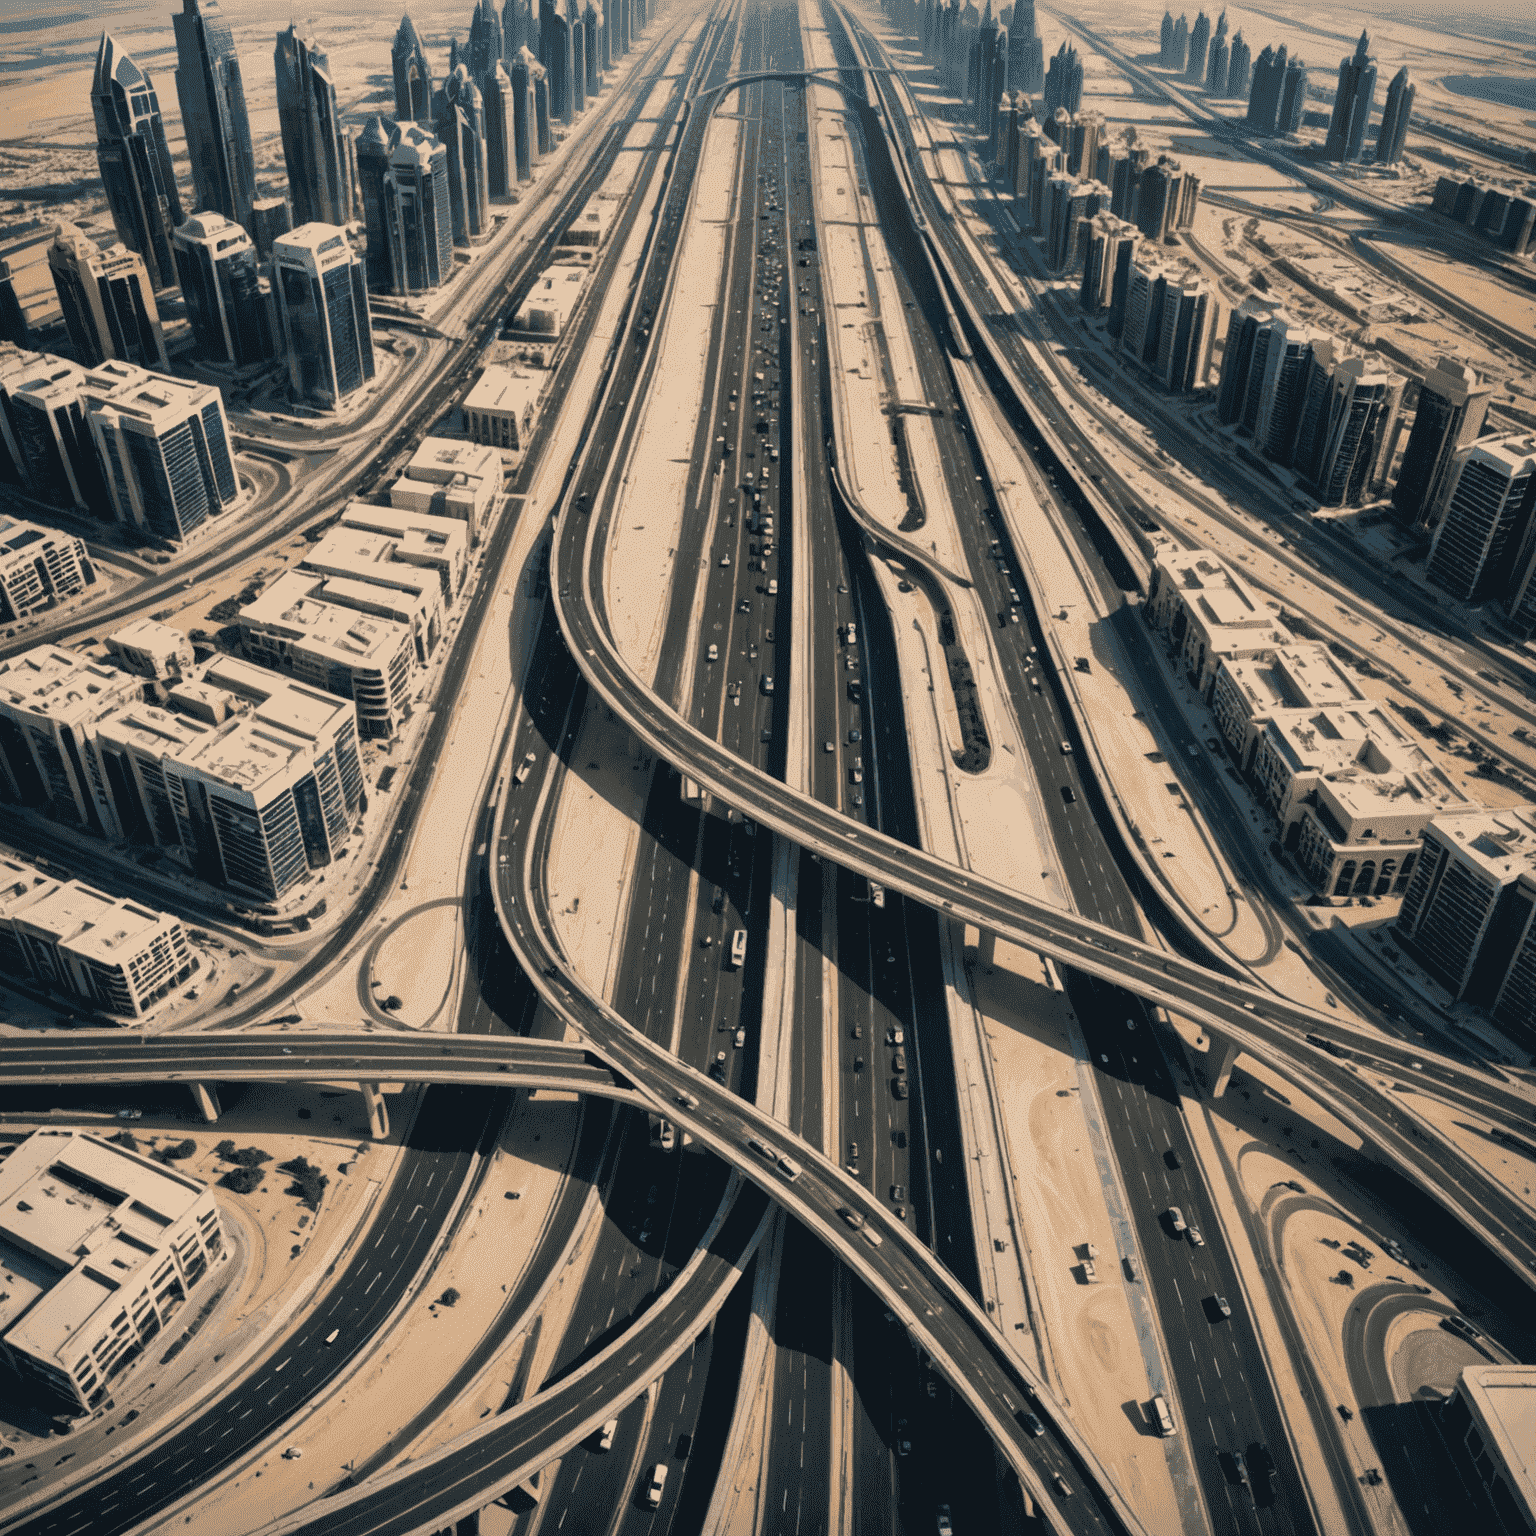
[729,929,747,969]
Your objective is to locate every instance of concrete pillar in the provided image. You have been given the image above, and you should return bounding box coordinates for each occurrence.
[188,1082,221,1122]
[1208,1033,1241,1099]
[360,1082,390,1140]
[977,928,998,970]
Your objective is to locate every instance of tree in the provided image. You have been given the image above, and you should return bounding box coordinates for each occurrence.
[278,1156,328,1211]
[221,1167,263,1194]
[439,1288,461,1307]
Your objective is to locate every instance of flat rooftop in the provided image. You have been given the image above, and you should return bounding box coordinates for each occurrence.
[240,571,411,666]
[462,365,544,416]
[97,703,211,757]
[1429,807,1536,881]
[10,880,171,960]
[0,1130,205,1351]
[0,647,136,720]
[401,437,500,487]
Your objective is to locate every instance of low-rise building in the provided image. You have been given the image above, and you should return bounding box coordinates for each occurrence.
[234,577,415,740]
[1438,1366,1536,1536]
[1250,703,1467,896]
[1144,547,1289,695]
[336,502,467,603]
[5,877,194,1017]
[561,196,615,248]
[1209,644,1365,768]
[94,703,214,845]
[0,1129,224,1414]
[389,436,501,543]
[1397,808,1536,1022]
[0,516,95,623]
[508,263,586,337]
[105,619,195,682]
[461,364,543,452]
[299,532,447,660]
[0,646,142,838]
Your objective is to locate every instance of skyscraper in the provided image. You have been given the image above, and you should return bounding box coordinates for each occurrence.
[1008,0,1044,93]
[90,36,183,293]
[1186,11,1210,84]
[1426,437,1536,603]
[172,213,272,367]
[383,124,454,293]
[49,224,168,371]
[272,224,376,409]
[1226,33,1251,99]
[483,61,516,196]
[1392,357,1493,527]
[275,26,356,230]
[467,0,505,84]
[1043,44,1082,117]
[1119,258,1167,365]
[3,355,111,513]
[510,47,543,179]
[173,0,257,231]
[437,65,491,244]
[1375,66,1414,165]
[1324,31,1376,163]
[1081,212,1138,323]
[1255,329,1327,460]
[393,14,435,125]
[249,198,292,260]
[1246,44,1284,133]
[542,0,576,126]
[355,118,397,292]
[1289,354,1402,505]
[1278,57,1308,135]
[83,361,238,542]
[1216,298,1283,424]
[1154,275,1218,393]
[503,0,533,59]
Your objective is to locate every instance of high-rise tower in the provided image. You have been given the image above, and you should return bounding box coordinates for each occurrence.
[392,15,435,125]
[49,224,167,371]
[173,0,257,231]
[275,26,356,230]
[383,125,454,294]
[172,213,272,367]
[1392,357,1493,527]
[436,65,491,244]
[1375,66,1414,165]
[272,224,375,408]
[1324,31,1377,163]
[90,36,183,293]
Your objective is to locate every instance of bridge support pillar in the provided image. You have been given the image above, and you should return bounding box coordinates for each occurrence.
[360,1083,389,1141]
[1208,1033,1242,1099]
[976,928,997,971]
[187,1082,221,1123]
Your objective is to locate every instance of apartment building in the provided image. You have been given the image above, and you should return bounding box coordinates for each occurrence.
[389,436,501,543]
[461,364,543,452]
[105,618,195,682]
[1250,703,1466,896]
[1209,643,1365,768]
[4,876,194,1017]
[335,501,467,603]
[0,1129,224,1414]
[0,517,95,623]
[1397,808,1536,1014]
[297,534,446,663]
[235,577,414,740]
[0,647,142,837]
[1144,548,1290,695]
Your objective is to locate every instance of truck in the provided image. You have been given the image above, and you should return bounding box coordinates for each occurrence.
[729,929,747,969]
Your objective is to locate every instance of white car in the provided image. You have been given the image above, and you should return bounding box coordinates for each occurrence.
[707,644,718,662]
[936,1507,954,1536]
[598,1418,617,1452]
[645,1463,668,1508]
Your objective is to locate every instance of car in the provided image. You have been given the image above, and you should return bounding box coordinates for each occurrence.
[838,1207,866,1231]
[1228,1450,1249,1487]
[852,1056,864,1072]
[891,1183,907,1203]
[1188,1227,1205,1248]
[863,1225,884,1247]
[1163,1148,1181,1170]
[707,644,718,662]
[598,1418,618,1451]
[644,1463,668,1507]
[738,599,751,613]
[1060,740,1072,754]
[767,579,779,596]
[324,1328,340,1345]
[776,1155,801,1181]
[1444,1314,1482,1340]
[1211,1295,1232,1319]
[720,553,731,567]
[848,728,862,743]
[1167,1207,1187,1233]
[282,1447,304,1460]
[514,749,537,784]
[1052,1473,1073,1498]
[888,1027,905,1045]
[733,1027,746,1047]
[747,1136,772,1160]
[116,1108,143,1121]
[701,934,713,947]
[675,1092,698,1110]
[824,739,835,753]
[1126,1017,1138,1031]
[1060,785,1076,804]
[936,1507,953,1536]
[892,1078,909,1099]
[761,675,774,694]
[1021,1411,1045,1437]
[892,1049,907,1074]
